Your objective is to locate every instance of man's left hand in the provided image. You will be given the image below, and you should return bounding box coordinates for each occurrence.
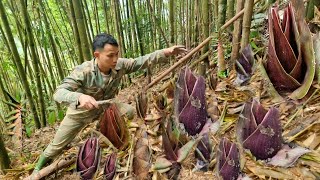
[163,45,188,57]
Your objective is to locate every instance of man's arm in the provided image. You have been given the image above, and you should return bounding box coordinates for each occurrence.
[53,69,85,109]
[119,45,188,74]
[53,67,99,110]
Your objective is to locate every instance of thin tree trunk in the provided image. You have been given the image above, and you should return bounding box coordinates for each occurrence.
[194,0,200,45]
[93,0,101,34]
[218,0,227,29]
[120,1,130,53]
[146,0,169,47]
[82,0,94,43]
[213,0,218,31]
[230,0,245,70]
[146,0,156,51]
[44,1,74,62]
[79,0,93,54]
[129,0,144,55]
[240,0,254,51]
[169,0,174,45]
[0,0,41,128]
[199,0,210,76]
[227,0,235,30]
[157,0,164,49]
[186,0,190,48]
[113,0,126,56]
[0,133,10,172]
[55,0,73,48]
[72,0,92,61]
[0,64,11,110]
[70,0,84,63]
[43,43,57,90]
[189,0,195,46]
[125,0,133,54]
[39,0,65,80]
[102,0,111,33]
[128,0,138,56]
[20,0,47,127]
[180,0,185,44]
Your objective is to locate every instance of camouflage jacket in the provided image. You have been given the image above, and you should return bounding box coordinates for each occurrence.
[53,50,167,109]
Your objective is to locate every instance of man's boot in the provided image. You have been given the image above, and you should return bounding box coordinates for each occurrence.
[31,154,50,174]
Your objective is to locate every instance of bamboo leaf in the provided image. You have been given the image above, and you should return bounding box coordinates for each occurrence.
[152,157,173,170]
[5,109,20,118]
[5,115,18,123]
[177,137,201,163]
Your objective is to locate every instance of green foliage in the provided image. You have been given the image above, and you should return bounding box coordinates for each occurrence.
[58,110,65,121]
[25,125,32,138]
[48,111,56,125]
[218,69,229,78]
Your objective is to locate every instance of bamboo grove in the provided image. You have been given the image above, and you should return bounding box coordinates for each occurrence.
[1,0,319,175]
[0,0,260,129]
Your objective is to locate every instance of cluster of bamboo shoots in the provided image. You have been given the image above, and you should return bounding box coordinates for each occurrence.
[74,3,317,179]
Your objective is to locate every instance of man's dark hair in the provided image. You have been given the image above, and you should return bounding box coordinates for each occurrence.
[93,33,118,52]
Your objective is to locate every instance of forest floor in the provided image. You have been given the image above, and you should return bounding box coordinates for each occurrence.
[1,57,320,180]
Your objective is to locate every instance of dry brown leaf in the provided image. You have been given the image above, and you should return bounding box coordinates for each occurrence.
[12,108,22,152]
[133,131,152,179]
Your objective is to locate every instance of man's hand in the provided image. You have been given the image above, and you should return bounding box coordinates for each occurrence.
[77,94,98,110]
[163,45,188,57]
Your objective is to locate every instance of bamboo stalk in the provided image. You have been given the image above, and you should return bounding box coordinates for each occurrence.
[145,36,213,90]
[240,0,255,51]
[221,0,261,33]
[220,6,245,32]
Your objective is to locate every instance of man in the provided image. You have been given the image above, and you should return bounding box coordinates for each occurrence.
[32,33,187,173]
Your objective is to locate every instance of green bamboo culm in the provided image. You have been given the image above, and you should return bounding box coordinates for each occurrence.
[0,0,41,128]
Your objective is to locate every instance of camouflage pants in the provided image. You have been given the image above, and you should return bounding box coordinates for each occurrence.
[43,102,134,159]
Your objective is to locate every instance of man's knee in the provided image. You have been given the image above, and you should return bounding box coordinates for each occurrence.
[42,116,87,158]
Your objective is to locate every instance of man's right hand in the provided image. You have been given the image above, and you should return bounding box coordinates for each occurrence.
[77,94,99,110]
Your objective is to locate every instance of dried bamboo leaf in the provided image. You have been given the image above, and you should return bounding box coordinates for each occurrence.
[152,157,173,171]
[133,131,152,179]
[12,108,22,152]
[136,92,148,118]
[267,145,311,167]
[176,138,199,163]
[162,124,178,161]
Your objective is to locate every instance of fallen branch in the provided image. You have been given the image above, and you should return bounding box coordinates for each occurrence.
[24,156,76,180]
[146,36,213,90]
[124,134,135,177]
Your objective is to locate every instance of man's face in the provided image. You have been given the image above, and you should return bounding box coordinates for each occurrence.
[95,44,119,73]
